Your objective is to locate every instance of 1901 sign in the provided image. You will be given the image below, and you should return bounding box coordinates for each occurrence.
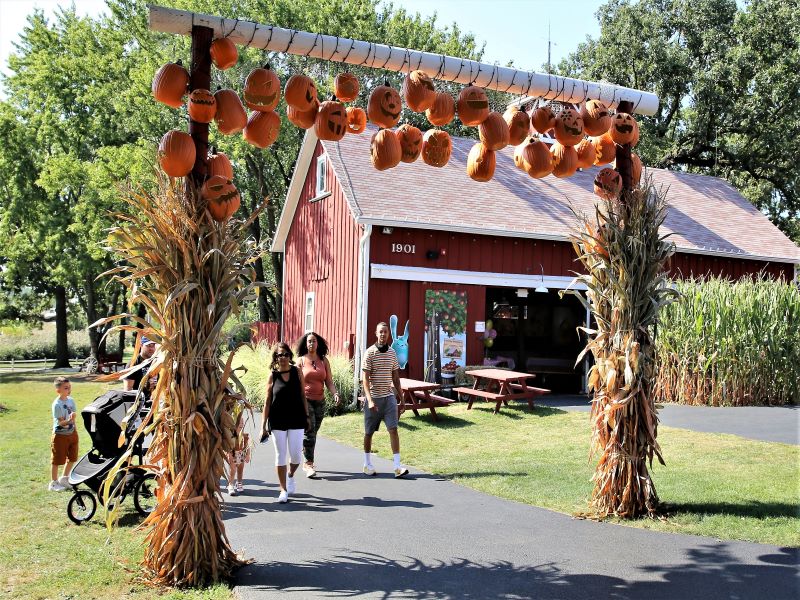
[392,243,416,254]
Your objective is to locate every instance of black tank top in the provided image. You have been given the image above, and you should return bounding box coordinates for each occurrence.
[269,366,306,430]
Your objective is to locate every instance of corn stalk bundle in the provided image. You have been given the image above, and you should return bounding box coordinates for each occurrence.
[93,175,265,586]
[567,177,677,518]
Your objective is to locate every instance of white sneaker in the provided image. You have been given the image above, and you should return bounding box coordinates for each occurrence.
[58,475,71,487]
[303,463,317,478]
[48,480,66,492]
[394,466,409,478]
[236,481,244,493]
[277,490,289,503]
[287,476,296,496]
[363,465,376,476]
[227,482,238,496]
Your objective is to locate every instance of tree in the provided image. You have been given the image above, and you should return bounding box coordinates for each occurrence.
[558,0,800,243]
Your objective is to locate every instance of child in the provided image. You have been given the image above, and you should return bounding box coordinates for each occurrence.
[49,376,78,491]
[227,398,251,496]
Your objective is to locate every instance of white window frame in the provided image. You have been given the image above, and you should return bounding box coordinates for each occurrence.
[315,155,328,196]
[304,291,316,333]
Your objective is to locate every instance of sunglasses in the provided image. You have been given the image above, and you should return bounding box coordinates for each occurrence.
[275,352,290,358]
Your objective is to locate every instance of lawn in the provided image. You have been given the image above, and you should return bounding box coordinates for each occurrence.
[321,401,800,546]
[0,371,235,600]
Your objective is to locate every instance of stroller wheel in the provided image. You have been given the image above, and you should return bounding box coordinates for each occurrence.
[133,473,157,516]
[67,490,97,525]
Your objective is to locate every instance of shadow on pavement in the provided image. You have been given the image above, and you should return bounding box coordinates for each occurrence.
[664,500,800,520]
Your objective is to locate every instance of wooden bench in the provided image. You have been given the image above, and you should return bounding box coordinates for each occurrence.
[452,386,505,410]
[98,352,125,374]
[508,383,551,395]
[413,391,455,406]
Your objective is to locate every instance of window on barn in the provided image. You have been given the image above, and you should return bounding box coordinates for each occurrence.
[315,155,328,196]
[304,292,315,333]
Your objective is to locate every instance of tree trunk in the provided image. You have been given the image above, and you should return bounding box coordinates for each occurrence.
[84,274,100,359]
[53,285,71,368]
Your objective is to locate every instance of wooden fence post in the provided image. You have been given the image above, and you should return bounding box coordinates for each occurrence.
[188,25,213,187]
[615,100,634,193]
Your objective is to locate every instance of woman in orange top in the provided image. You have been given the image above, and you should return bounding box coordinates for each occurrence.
[296,332,340,478]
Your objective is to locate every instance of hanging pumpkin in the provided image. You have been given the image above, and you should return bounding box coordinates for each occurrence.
[396,124,423,163]
[550,142,578,178]
[244,65,281,112]
[157,130,195,177]
[402,70,436,112]
[531,105,555,134]
[203,175,240,221]
[287,102,318,130]
[334,72,360,103]
[207,149,233,180]
[457,86,489,126]
[244,110,281,148]
[592,133,616,165]
[575,138,596,169]
[609,112,639,146]
[581,99,612,136]
[209,38,238,70]
[213,89,247,135]
[346,106,367,134]
[553,107,584,146]
[285,74,318,111]
[314,100,348,141]
[368,83,402,129]
[630,152,643,186]
[593,167,622,200]
[370,128,401,171]
[515,137,552,178]
[467,142,496,182]
[503,106,530,146]
[426,92,455,126]
[479,112,510,151]
[187,88,216,123]
[421,129,452,167]
[152,61,188,108]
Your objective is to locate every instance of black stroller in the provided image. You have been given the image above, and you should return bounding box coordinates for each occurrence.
[66,390,156,524]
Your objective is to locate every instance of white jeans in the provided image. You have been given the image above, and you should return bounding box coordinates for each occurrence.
[271,428,304,467]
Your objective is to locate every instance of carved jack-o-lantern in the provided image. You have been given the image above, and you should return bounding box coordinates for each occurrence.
[152,61,188,108]
[467,142,496,182]
[575,138,596,169]
[209,38,238,70]
[592,133,616,165]
[531,106,555,134]
[609,112,639,146]
[286,102,318,130]
[207,149,233,180]
[368,83,402,129]
[314,100,348,141]
[421,129,452,167]
[244,110,281,148]
[285,74,318,111]
[188,88,216,123]
[515,137,552,178]
[397,124,423,163]
[402,70,436,112]
[426,92,455,126]
[553,108,584,146]
[244,66,281,112]
[346,107,367,134]
[334,72,360,102]
[550,142,578,178]
[457,86,489,126]
[213,89,247,135]
[158,130,195,177]
[581,100,611,136]
[503,106,530,146]
[479,112,510,151]
[593,167,622,200]
[203,175,240,221]
[370,128,401,171]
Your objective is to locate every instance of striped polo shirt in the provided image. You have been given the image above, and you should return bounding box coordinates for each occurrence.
[362,345,399,397]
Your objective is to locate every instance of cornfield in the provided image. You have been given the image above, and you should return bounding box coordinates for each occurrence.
[94,175,264,586]
[568,176,677,518]
[654,276,800,406]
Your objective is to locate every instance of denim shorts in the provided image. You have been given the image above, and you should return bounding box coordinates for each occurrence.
[363,394,399,434]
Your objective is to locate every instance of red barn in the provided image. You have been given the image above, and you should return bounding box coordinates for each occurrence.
[272,127,800,395]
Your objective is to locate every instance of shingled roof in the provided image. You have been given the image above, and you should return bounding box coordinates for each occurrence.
[275,127,800,264]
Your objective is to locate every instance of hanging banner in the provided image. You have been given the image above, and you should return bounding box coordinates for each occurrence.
[424,289,467,383]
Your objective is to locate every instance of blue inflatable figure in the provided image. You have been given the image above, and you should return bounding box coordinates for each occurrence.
[389,314,410,369]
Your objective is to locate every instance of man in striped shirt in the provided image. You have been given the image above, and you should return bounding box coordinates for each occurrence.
[361,322,408,478]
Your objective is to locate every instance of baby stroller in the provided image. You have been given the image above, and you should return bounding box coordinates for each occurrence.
[66,389,156,524]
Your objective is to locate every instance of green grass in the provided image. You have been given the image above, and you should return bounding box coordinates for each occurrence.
[0,371,235,600]
[322,402,800,546]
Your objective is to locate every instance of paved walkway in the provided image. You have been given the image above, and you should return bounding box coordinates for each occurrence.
[225,436,798,600]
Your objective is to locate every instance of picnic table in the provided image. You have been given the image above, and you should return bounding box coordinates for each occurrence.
[453,368,550,414]
[398,378,455,421]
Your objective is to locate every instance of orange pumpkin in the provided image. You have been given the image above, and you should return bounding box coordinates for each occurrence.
[575,138,596,169]
[594,167,622,200]
[479,112,510,151]
[285,74,318,111]
[553,107,584,146]
[467,142,496,182]
[188,88,216,123]
[457,85,489,126]
[244,110,281,148]
[504,106,530,146]
[402,70,436,112]
[515,137,552,178]
[203,175,240,221]
[630,152,643,186]
[158,130,195,177]
[152,61,188,108]
[244,66,281,111]
[396,124,423,163]
[592,133,616,165]
[426,92,455,126]
[370,128,401,171]
[530,106,555,134]
[209,38,238,70]
[421,129,452,167]
[334,72,360,102]
[346,106,367,134]
[213,89,247,135]
[550,142,578,178]
[314,100,348,141]
[286,102,318,129]
[609,112,639,146]
[207,150,233,180]
[368,83,402,129]
[581,100,612,136]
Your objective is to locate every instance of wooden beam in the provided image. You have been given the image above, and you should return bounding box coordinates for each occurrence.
[615,100,634,192]
[188,25,213,185]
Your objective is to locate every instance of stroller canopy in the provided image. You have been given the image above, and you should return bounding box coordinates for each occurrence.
[82,390,138,457]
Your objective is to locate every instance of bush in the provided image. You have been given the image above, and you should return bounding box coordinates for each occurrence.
[0,323,101,361]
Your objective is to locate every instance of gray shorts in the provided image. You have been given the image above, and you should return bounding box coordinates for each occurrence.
[364,394,399,434]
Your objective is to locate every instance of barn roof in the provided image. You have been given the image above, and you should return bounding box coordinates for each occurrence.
[273,127,800,264]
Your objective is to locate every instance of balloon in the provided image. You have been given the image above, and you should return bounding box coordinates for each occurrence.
[485,319,493,330]
[483,338,494,348]
[489,328,497,339]
[482,330,490,339]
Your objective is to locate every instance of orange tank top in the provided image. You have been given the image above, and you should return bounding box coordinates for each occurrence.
[300,356,327,401]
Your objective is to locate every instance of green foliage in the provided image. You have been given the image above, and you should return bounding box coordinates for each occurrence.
[0,322,120,361]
